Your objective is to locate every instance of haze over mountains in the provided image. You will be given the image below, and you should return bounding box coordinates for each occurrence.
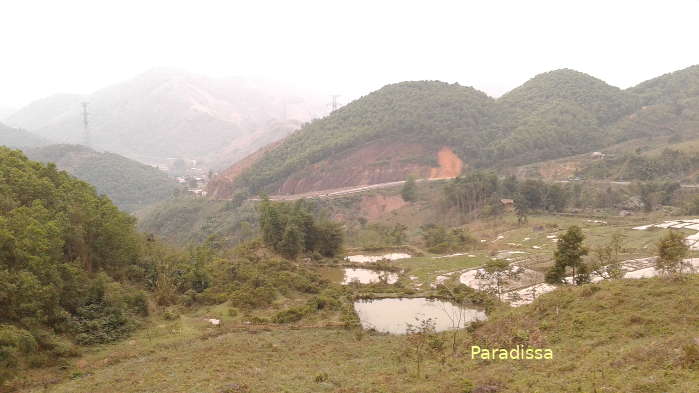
[208,65,699,199]
[0,122,48,149]
[6,68,327,168]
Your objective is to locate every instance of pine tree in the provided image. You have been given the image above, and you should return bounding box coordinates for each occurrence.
[546,226,588,284]
[401,175,418,202]
[278,224,304,259]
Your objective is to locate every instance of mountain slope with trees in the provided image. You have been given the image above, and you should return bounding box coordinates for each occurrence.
[488,69,638,165]
[0,147,153,383]
[212,81,496,197]
[209,65,699,199]
[24,144,177,212]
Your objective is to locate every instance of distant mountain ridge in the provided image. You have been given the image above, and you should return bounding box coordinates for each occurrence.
[6,68,326,168]
[208,65,699,199]
[0,122,48,148]
[24,144,177,212]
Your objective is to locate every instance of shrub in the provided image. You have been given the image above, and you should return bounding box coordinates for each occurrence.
[272,307,308,324]
[70,302,133,345]
[0,325,38,384]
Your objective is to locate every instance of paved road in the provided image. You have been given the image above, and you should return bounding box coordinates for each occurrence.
[241,178,699,202]
[248,177,454,201]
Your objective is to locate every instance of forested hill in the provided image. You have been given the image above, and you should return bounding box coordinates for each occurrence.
[234,81,495,193]
[488,69,637,165]
[209,65,699,198]
[24,144,177,212]
[0,122,47,148]
[612,65,699,140]
[0,147,150,382]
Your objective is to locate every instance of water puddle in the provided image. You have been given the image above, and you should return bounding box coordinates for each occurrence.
[345,253,411,263]
[318,267,398,285]
[353,297,486,334]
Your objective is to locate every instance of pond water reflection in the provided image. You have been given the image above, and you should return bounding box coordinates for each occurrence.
[353,297,486,334]
[318,267,398,285]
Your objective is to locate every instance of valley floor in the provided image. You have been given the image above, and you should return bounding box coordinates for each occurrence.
[12,212,699,393]
[14,276,699,393]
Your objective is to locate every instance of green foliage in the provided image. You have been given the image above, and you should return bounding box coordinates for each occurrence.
[444,172,569,218]
[420,224,473,253]
[220,66,699,197]
[259,198,343,258]
[586,149,699,182]
[0,147,161,384]
[546,225,589,284]
[351,222,408,248]
[272,307,309,324]
[137,197,260,245]
[25,144,177,212]
[0,324,37,383]
[655,230,690,276]
[236,81,495,193]
[401,175,418,202]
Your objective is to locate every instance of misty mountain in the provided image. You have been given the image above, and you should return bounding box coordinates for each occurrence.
[6,68,326,168]
[0,122,48,148]
[24,144,177,212]
[0,105,17,120]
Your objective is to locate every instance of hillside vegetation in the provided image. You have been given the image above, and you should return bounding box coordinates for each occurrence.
[25,144,177,212]
[489,69,637,165]
[0,147,152,384]
[212,65,699,198]
[235,81,495,193]
[17,276,699,393]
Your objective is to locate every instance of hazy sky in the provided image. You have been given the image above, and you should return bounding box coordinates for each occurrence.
[1,0,698,109]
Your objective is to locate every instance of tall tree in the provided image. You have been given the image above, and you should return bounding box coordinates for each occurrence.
[546,226,589,285]
[401,175,418,202]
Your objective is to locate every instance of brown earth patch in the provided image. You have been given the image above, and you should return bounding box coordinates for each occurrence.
[359,194,408,220]
[206,141,281,199]
[429,147,463,179]
[277,141,438,195]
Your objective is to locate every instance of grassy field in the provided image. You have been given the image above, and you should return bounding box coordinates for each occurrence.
[11,211,699,393]
[13,276,699,393]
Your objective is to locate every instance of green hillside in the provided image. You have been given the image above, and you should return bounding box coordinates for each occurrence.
[0,122,47,148]
[25,144,177,212]
[488,69,638,165]
[214,66,699,197]
[0,147,153,384]
[236,81,496,193]
[17,275,699,393]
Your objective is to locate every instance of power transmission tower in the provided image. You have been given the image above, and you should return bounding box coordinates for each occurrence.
[81,102,91,147]
[331,95,341,112]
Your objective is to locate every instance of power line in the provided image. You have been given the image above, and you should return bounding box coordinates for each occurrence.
[81,102,90,147]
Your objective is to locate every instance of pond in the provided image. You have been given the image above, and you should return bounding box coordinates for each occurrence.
[318,267,399,285]
[353,297,486,334]
[345,253,411,263]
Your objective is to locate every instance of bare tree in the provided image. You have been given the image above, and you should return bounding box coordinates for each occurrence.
[475,259,523,301]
